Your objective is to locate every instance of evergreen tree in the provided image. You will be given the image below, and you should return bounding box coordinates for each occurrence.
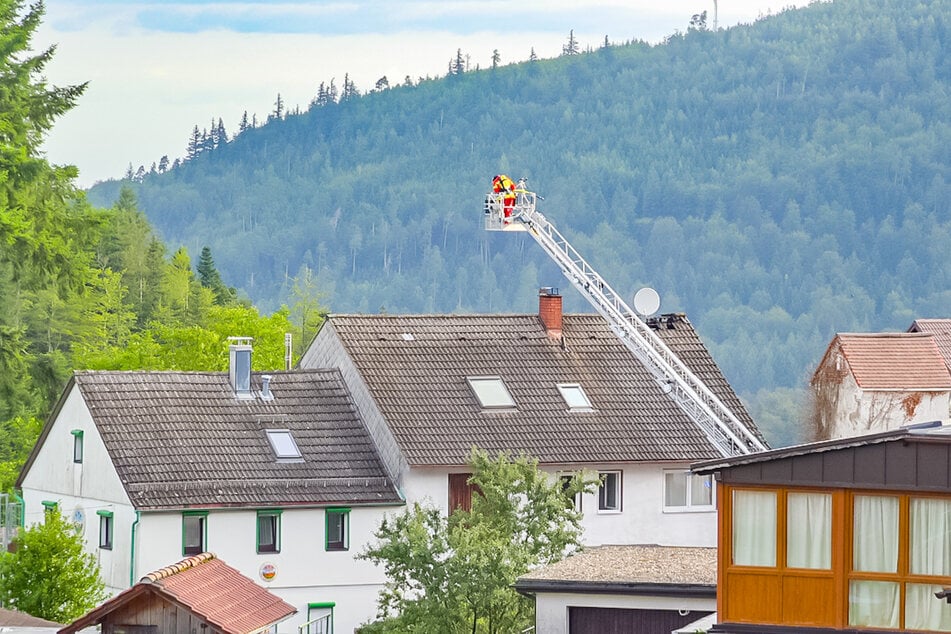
[271,93,284,120]
[216,117,227,146]
[185,125,201,160]
[341,74,358,101]
[374,76,389,92]
[158,155,169,173]
[491,49,501,69]
[238,110,249,133]
[529,47,538,61]
[196,245,236,306]
[562,30,579,56]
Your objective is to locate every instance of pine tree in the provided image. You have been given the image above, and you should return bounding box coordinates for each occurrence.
[491,49,501,69]
[271,93,284,120]
[341,74,358,101]
[158,155,169,173]
[374,76,389,91]
[238,110,249,133]
[185,125,201,160]
[562,30,580,56]
[529,47,538,62]
[216,117,227,146]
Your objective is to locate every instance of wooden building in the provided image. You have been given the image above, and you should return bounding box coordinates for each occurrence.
[694,423,951,632]
[59,553,296,634]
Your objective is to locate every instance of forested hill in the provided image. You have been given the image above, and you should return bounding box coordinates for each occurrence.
[89,0,951,444]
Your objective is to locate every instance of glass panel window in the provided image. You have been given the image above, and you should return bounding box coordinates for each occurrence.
[560,475,581,510]
[665,471,714,510]
[665,472,687,507]
[556,383,593,410]
[467,377,516,408]
[183,513,207,556]
[690,473,714,506]
[257,511,281,553]
[732,490,776,567]
[787,492,832,569]
[326,509,349,551]
[905,583,951,632]
[598,471,621,511]
[910,497,951,576]
[849,580,900,628]
[853,495,898,573]
[98,512,113,550]
[72,430,83,464]
[266,429,302,460]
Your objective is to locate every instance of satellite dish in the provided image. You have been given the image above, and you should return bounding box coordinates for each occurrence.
[633,287,661,317]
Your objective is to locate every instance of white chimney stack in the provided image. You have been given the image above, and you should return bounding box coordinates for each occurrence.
[228,336,253,399]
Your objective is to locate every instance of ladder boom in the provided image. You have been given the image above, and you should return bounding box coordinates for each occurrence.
[485,190,767,457]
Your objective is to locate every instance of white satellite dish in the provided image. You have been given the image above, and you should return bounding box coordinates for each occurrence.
[633,287,661,317]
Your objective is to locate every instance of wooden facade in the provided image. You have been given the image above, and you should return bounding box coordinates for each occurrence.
[100,593,222,634]
[697,428,951,633]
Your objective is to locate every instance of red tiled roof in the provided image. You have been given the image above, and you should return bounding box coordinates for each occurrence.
[836,333,951,389]
[908,319,951,367]
[59,554,296,634]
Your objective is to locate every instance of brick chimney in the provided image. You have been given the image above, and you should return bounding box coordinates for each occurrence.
[538,287,562,338]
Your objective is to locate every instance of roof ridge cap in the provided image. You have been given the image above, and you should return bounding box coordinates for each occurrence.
[142,552,215,583]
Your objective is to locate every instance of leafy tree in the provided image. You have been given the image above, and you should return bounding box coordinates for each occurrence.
[360,450,596,633]
[0,510,105,622]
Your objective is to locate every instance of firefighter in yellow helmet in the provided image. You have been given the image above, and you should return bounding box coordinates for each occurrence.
[492,174,517,220]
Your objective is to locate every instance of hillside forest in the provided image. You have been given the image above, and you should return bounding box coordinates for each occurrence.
[0,2,322,493]
[87,0,951,447]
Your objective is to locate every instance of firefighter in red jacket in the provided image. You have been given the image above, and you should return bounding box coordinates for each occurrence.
[492,174,517,219]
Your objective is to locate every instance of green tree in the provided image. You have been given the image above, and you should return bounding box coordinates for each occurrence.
[360,450,596,633]
[0,511,105,622]
[196,245,236,306]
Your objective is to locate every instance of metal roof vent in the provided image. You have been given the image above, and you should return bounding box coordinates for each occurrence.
[260,375,274,401]
[228,336,253,399]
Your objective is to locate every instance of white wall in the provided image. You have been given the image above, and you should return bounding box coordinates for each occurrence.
[830,372,949,439]
[403,462,717,548]
[19,383,135,593]
[534,592,716,634]
[136,506,393,633]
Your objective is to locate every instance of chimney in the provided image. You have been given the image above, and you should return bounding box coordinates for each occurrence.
[228,337,254,399]
[538,287,562,338]
[260,375,273,401]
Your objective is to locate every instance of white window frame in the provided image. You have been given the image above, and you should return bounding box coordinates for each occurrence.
[663,470,716,512]
[265,429,303,461]
[559,474,582,511]
[598,471,622,513]
[556,383,594,411]
[467,376,516,409]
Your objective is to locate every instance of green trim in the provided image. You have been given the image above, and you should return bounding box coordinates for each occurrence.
[182,511,209,556]
[325,508,350,552]
[99,513,114,550]
[130,511,140,586]
[307,602,335,633]
[96,510,114,518]
[256,509,282,554]
[308,602,336,609]
[41,500,58,510]
[70,429,84,437]
[72,430,84,463]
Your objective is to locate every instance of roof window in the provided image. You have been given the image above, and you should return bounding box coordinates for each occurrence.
[467,376,516,409]
[557,383,594,411]
[265,429,303,461]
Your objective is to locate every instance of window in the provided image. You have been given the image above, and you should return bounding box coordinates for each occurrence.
[598,471,621,511]
[42,500,58,522]
[71,430,83,463]
[557,383,593,410]
[98,510,113,550]
[257,510,281,553]
[307,602,335,634]
[326,508,349,551]
[561,474,581,510]
[265,429,303,461]
[664,471,714,511]
[467,376,516,409]
[732,489,777,567]
[182,511,208,556]
[786,492,831,569]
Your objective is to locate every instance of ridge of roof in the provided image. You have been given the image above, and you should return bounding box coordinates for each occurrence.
[142,552,216,583]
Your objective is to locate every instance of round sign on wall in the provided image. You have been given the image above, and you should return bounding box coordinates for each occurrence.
[259,562,277,582]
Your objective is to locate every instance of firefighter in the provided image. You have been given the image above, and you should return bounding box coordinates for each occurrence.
[492,174,517,219]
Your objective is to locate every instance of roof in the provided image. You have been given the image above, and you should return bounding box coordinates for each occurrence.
[820,333,951,390]
[59,553,295,634]
[0,608,61,628]
[515,544,716,596]
[909,318,951,365]
[321,312,762,465]
[20,369,401,509]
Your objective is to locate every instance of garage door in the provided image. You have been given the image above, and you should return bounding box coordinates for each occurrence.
[568,606,712,634]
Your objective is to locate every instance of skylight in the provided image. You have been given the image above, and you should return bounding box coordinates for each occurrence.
[557,383,594,411]
[265,429,303,460]
[467,376,516,409]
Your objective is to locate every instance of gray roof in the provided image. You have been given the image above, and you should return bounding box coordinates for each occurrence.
[324,312,761,465]
[31,370,401,510]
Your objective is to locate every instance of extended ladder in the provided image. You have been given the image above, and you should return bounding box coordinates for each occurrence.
[485,189,767,457]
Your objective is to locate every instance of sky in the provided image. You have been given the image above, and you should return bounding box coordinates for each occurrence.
[35,1,813,188]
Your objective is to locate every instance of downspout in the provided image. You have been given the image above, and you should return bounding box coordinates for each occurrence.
[129,510,140,587]
[13,491,24,527]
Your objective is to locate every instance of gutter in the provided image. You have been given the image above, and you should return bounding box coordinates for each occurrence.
[129,510,140,586]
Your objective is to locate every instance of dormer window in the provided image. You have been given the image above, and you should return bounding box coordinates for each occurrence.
[265,429,303,461]
[467,377,516,409]
[557,383,593,411]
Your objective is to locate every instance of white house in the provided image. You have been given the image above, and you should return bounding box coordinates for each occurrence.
[16,347,404,634]
[810,332,951,441]
[300,289,766,550]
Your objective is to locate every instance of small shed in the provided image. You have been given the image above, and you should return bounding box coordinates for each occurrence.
[59,553,296,634]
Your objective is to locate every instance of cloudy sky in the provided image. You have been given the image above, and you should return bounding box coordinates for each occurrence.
[35,1,811,188]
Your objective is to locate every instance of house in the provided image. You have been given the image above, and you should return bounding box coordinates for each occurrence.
[515,544,716,634]
[810,332,951,440]
[59,552,296,634]
[0,607,61,632]
[16,343,403,634]
[300,288,766,549]
[693,422,951,632]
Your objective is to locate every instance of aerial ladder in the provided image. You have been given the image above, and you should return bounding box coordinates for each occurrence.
[484,184,768,457]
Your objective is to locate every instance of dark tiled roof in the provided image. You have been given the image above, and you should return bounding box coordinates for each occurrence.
[72,370,400,509]
[326,313,760,465]
[60,553,296,634]
[909,319,951,367]
[0,607,61,627]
